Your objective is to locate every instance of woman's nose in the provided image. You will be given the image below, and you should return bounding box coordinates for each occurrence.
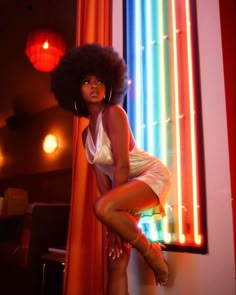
[91,80,98,87]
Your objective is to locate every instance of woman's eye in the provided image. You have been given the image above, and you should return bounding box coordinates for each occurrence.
[97,79,104,84]
[82,79,89,84]
[82,78,104,85]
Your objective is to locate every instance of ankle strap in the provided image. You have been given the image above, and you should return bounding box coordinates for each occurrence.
[143,243,153,257]
[143,242,167,257]
[130,230,143,246]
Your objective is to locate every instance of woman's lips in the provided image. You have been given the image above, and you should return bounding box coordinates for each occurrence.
[90,91,99,97]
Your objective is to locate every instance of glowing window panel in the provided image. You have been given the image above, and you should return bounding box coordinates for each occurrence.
[125,0,207,253]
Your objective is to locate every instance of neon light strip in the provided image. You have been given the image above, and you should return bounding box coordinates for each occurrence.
[171,0,185,244]
[145,0,155,154]
[134,0,142,146]
[150,221,159,241]
[159,0,167,165]
[158,0,171,243]
[185,0,201,245]
[126,0,204,247]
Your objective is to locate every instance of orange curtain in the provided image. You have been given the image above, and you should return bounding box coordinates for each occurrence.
[63,1,112,294]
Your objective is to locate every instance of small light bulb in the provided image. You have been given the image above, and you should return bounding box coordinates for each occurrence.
[43,41,49,49]
[43,134,58,154]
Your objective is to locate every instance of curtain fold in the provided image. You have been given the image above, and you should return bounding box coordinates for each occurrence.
[63,1,112,294]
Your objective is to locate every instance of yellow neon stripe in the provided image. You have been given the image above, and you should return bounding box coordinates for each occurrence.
[185,0,201,245]
[172,0,185,244]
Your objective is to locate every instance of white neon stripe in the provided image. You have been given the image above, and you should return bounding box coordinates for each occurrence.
[185,0,201,245]
[150,222,159,241]
[145,0,155,154]
[134,0,142,146]
[172,0,185,244]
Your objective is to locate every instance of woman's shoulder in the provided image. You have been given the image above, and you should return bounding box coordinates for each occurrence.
[102,104,130,135]
[103,104,127,120]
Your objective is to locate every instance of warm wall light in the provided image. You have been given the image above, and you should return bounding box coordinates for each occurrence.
[0,147,4,167]
[25,29,66,72]
[43,134,58,154]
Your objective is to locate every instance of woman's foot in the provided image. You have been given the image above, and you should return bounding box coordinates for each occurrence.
[143,242,168,286]
[130,230,168,286]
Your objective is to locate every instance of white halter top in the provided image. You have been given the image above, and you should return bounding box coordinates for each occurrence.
[85,110,114,166]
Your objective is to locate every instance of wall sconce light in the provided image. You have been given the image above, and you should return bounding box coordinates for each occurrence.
[0,147,4,167]
[43,134,58,154]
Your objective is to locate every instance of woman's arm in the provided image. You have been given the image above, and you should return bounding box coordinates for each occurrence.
[94,164,125,259]
[103,105,130,188]
[83,115,128,259]
[102,106,133,259]
[93,165,112,195]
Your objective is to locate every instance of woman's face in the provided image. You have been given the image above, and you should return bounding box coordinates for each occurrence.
[80,75,106,105]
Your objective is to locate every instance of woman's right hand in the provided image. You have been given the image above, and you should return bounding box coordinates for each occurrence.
[107,229,123,260]
[107,230,130,260]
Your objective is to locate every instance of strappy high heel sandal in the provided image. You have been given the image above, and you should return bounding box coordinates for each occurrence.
[130,231,169,286]
[143,242,168,286]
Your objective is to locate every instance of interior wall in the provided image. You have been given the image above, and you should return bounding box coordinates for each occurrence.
[0,106,73,178]
[0,106,73,203]
[112,0,235,294]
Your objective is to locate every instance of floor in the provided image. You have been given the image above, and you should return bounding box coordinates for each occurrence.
[0,264,63,295]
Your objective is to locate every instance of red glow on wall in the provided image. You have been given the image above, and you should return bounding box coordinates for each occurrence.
[25,29,66,72]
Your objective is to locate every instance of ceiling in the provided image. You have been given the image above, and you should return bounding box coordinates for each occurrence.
[0,0,77,127]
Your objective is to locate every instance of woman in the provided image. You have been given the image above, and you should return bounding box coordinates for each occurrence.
[51,43,171,294]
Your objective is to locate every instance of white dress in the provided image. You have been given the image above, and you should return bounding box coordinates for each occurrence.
[85,110,171,222]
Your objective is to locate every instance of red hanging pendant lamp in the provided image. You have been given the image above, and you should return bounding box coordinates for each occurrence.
[25,29,66,72]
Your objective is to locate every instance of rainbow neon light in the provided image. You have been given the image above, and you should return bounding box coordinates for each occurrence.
[125,0,206,251]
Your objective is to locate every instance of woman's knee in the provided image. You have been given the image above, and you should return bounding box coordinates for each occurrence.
[93,197,111,221]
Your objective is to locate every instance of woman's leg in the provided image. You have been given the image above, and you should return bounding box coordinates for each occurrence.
[94,180,168,286]
[94,179,158,245]
[107,244,131,295]
[106,214,141,295]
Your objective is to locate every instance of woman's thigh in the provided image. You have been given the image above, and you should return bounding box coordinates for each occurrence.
[97,179,159,213]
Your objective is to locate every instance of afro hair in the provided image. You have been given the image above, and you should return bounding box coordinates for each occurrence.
[51,43,128,117]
